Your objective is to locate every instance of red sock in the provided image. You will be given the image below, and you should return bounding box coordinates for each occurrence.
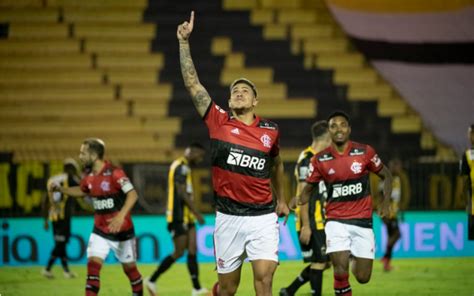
[334,273,352,295]
[123,264,143,295]
[86,261,102,296]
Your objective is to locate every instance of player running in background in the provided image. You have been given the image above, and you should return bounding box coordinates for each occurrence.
[280,120,332,296]
[460,124,474,240]
[145,143,208,296]
[379,158,403,271]
[178,11,289,296]
[54,138,143,296]
[292,110,392,296]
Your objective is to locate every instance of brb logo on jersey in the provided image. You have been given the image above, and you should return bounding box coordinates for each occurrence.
[93,198,115,210]
[332,183,363,198]
[227,148,265,170]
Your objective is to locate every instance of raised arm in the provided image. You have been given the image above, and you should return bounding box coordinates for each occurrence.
[177,11,212,117]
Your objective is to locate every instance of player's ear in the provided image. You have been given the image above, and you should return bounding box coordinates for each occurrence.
[252,96,258,107]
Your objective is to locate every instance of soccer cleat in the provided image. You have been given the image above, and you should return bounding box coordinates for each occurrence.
[192,287,209,296]
[41,269,54,279]
[144,277,157,296]
[279,288,292,296]
[63,271,77,279]
[381,257,393,272]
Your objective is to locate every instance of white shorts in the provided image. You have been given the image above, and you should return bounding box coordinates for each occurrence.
[325,221,375,259]
[214,211,279,274]
[87,233,137,263]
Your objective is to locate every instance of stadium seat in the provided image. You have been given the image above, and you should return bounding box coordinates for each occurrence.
[96,53,164,70]
[106,69,159,85]
[221,68,274,84]
[8,23,70,38]
[0,8,59,22]
[0,53,92,69]
[121,84,173,101]
[74,23,155,40]
[62,7,143,23]
[84,40,151,54]
[46,0,147,8]
[250,9,274,25]
[0,85,115,101]
[0,69,104,86]
[0,39,81,54]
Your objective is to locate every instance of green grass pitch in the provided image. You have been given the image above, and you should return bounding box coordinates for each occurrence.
[1,258,473,295]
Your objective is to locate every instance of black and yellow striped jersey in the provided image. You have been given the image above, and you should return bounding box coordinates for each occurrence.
[461,148,474,215]
[294,146,326,231]
[166,157,195,224]
[46,173,77,222]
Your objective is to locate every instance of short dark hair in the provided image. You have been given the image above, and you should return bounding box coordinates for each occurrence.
[470,124,474,130]
[188,142,205,151]
[230,78,258,98]
[83,138,105,159]
[327,110,351,126]
[311,120,329,140]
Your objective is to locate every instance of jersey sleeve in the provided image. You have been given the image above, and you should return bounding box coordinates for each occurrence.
[80,179,90,194]
[296,154,311,182]
[175,164,191,193]
[270,130,280,157]
[306,156,322,184]
[366,145,384,173]
[112,168,134,194]
[203,102,229,136]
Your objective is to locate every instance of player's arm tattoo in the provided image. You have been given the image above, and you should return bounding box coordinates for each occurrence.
[179,40,211,117]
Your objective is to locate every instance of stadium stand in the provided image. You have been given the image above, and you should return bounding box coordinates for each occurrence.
[0,0,446,163]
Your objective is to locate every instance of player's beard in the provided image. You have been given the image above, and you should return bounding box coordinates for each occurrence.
[231,105,253,116]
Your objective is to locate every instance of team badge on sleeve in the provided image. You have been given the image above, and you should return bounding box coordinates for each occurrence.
[371,154,381,167]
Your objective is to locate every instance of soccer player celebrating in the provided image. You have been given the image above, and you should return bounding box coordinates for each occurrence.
[145,143,208,296]
[292,111,392,296]
[54,138,143,296]
[177,11,290,296]
[280,121,332,296]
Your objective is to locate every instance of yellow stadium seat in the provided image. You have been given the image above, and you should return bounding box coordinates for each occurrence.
[250,9,274,25]
[0,39,81,54]
[121,84,173,101]
[221,68,274,84]
[223,0,257,10]
[96,53,164,70]
[0,8,59,22]
[74,23,155,39]
[263,24,287,40]
[84,40,150,54]
[391,115,422,133]
[0,69,103,85]
[377,98,408,117]
[132,101,169,117]
[8,23,69,38]
[348,83,392,101]
[0,85,115,101]
[0,53,92,69]
[303,37,348,54]
[0,101,128,117]
[224,53,245,68]
[333,68,378,84]
[256,98,316,118]
[46,0,147,8]
[106,69,159,85]
[63,8,143,23]
[0,0,43,7]
[261,0,302,9]
[315,52,365,69]
[211,37,233,56]
[277,10,316,24]
[291,24,334,40]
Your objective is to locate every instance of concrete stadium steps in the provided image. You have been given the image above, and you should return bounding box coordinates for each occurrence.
[9,147,182,163]
[0,8,59,22]
[0,85,116,101]
[0,39,81,54]
[0,68,104,85]
[0,53,92,69]
[73,23,155,40]
[96,53,165,70]
[8,23,69,39]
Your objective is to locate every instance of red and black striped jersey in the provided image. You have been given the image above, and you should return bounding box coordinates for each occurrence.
[204,102,280,216]
[80,161,135,241]
[306,141,383,228]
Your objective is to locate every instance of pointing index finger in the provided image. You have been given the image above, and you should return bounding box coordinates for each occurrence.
[190,11,195,26]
